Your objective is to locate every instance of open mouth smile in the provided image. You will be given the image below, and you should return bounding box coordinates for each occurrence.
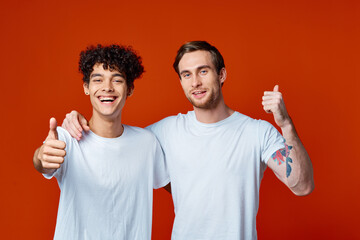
[98,96,118,103]
[192,90,207,98]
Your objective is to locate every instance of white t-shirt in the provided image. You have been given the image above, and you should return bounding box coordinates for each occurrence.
[44,126,169,240]
[147,111,284,240]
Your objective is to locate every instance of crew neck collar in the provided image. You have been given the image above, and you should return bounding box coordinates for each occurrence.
[189,111,239,128]
[84,125,128,143]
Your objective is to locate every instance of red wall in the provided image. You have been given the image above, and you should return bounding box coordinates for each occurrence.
[1,0,359,239]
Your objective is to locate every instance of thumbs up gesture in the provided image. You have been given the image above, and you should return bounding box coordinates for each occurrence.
[262,85,291,128]
[36,118,66,173]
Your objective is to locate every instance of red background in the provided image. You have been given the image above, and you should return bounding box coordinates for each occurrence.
[1,0,359,239]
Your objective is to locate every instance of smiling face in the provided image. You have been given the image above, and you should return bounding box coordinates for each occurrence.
[83,63,132,120]
[178,50,226,109]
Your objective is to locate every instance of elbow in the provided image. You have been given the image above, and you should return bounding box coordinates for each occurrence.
[291,180,315,196]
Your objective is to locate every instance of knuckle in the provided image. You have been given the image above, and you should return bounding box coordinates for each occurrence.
[42,162,49,168]
[42,146,49,154]
[43,155,50,162]
[60,150,66,157]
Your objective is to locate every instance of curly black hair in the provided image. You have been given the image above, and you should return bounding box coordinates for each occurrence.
[79,44,144,89]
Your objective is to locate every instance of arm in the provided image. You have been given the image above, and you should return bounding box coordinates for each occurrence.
[61,111,90,140]
[262,85,314,196]
[33,118,66,175]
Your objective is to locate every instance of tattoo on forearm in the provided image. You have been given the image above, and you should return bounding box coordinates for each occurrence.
[271,144,293,178]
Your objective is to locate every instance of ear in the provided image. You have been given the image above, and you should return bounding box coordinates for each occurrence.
[219,68,227,86]
[127,86,134,97]
[83,82,89,95]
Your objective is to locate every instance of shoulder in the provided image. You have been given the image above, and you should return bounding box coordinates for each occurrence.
[124,125,158,141]
[230,113,280,139]
[149,113,186,127]
[256,119,279,132]
[230,111,263,129]
[255,119,284,145]
[146,112,190,132]
[56,126,74,143]
[234,112,275,129]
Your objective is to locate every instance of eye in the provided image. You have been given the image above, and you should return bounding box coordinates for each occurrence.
[113,78,125,83]
[92,79,101,82]
[200,69,208,75]
[182,73,191,79]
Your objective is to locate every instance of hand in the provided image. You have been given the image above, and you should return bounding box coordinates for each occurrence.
[61,110,90,140]
[262,85,292,128]
[37,118,66,171]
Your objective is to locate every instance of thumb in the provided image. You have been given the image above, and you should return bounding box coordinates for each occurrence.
[80,116,90,132]
[48,117,58,140]
[273,85,279,92]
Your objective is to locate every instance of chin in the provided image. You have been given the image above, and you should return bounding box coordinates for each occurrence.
[188,96,212,109]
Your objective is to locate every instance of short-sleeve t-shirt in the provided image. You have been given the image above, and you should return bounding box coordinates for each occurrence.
[147,111,284,240]
[44,125,169,240]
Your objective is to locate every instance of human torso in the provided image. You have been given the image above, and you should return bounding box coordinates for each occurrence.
[147,111,284,240]
[47,125,167,240]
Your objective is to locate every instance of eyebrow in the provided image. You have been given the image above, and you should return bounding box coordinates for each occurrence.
[179,65,211,75]
[90,73,125,78]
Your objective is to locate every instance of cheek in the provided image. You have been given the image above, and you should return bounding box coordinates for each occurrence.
[181,84,190,94]
[180,80,190,90]
[89,85,100,93]
[117,86,129,96]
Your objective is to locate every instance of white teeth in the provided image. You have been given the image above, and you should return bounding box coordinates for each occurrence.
[99,96,116,102]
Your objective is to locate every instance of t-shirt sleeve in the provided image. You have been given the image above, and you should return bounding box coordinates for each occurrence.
[42,127,69,185]
[153,138,170,189]
[258,120,285,164]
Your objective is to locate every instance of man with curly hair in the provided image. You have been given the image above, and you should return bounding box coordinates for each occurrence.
[33,44,169,239]
[61,41,314,240]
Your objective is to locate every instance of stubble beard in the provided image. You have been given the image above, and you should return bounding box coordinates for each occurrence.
[187,86,221,109]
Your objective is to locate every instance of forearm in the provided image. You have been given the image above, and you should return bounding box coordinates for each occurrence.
[281,120,314,196]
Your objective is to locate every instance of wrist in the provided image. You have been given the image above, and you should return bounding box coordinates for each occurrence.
[280,118,294,132]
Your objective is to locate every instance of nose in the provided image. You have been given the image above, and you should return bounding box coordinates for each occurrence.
[191,75,202,88]
[102,80,114,92]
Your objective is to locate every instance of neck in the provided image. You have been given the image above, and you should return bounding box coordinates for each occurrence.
[193,97,234,123]
[89,113,124,138]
